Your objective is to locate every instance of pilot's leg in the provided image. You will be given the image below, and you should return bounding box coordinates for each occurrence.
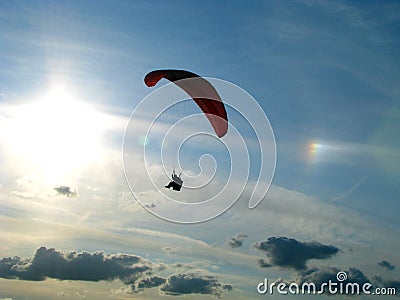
[165,182,174,189]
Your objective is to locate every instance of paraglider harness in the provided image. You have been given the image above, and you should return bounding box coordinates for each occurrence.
[165,170,183,191]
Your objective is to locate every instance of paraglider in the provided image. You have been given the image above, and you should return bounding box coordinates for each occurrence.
[144,69,228,138]
[145,69,228,192]
[164,169,183,191]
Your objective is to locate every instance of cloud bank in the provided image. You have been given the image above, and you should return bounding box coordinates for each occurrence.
[0,247,233,298]
[0,247,151,282]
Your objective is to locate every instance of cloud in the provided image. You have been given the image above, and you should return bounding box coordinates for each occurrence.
[372,276,400,294]
[160,271,233,298]
[267,267,391,296]
[228,233,248,249]
[257,258,272,268]
[54,186,77,198]
[72,291,87,298]
[161,246,174,254]
[296,266,370,287]
[0,247,151,283]
[130,276,166,293]
[378,260,395,271]
[0,247,234,298]
[331,176,366,202]
[254,236,340,270]
[283,266,372,294]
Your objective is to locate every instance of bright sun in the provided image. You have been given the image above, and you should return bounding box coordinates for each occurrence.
[5,84,106,183]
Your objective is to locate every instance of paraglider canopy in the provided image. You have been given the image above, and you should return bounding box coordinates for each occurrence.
[144,69,228,138]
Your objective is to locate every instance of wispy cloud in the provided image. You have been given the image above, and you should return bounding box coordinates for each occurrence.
[332,177,366,202]
[228,233,248,249]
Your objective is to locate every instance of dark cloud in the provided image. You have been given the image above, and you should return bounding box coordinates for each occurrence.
[128,275,166,293]
[228,233,248,249]
[254,236,340,270]
[160,271,233,298]
[54,186,77,198]
[0,256,24,279]
[373,276,400,294]
[0,247,151,283]
[378,260,395,271]
[296,266,370,287]
[274,267,400,296]
[0,248,234,298]
[272,267,371,295]
[132,276,166,292]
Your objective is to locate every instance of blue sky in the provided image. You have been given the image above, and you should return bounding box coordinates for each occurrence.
[0,0,399,299]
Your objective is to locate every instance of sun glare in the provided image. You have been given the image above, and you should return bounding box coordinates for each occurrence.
[6,84,106,183]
